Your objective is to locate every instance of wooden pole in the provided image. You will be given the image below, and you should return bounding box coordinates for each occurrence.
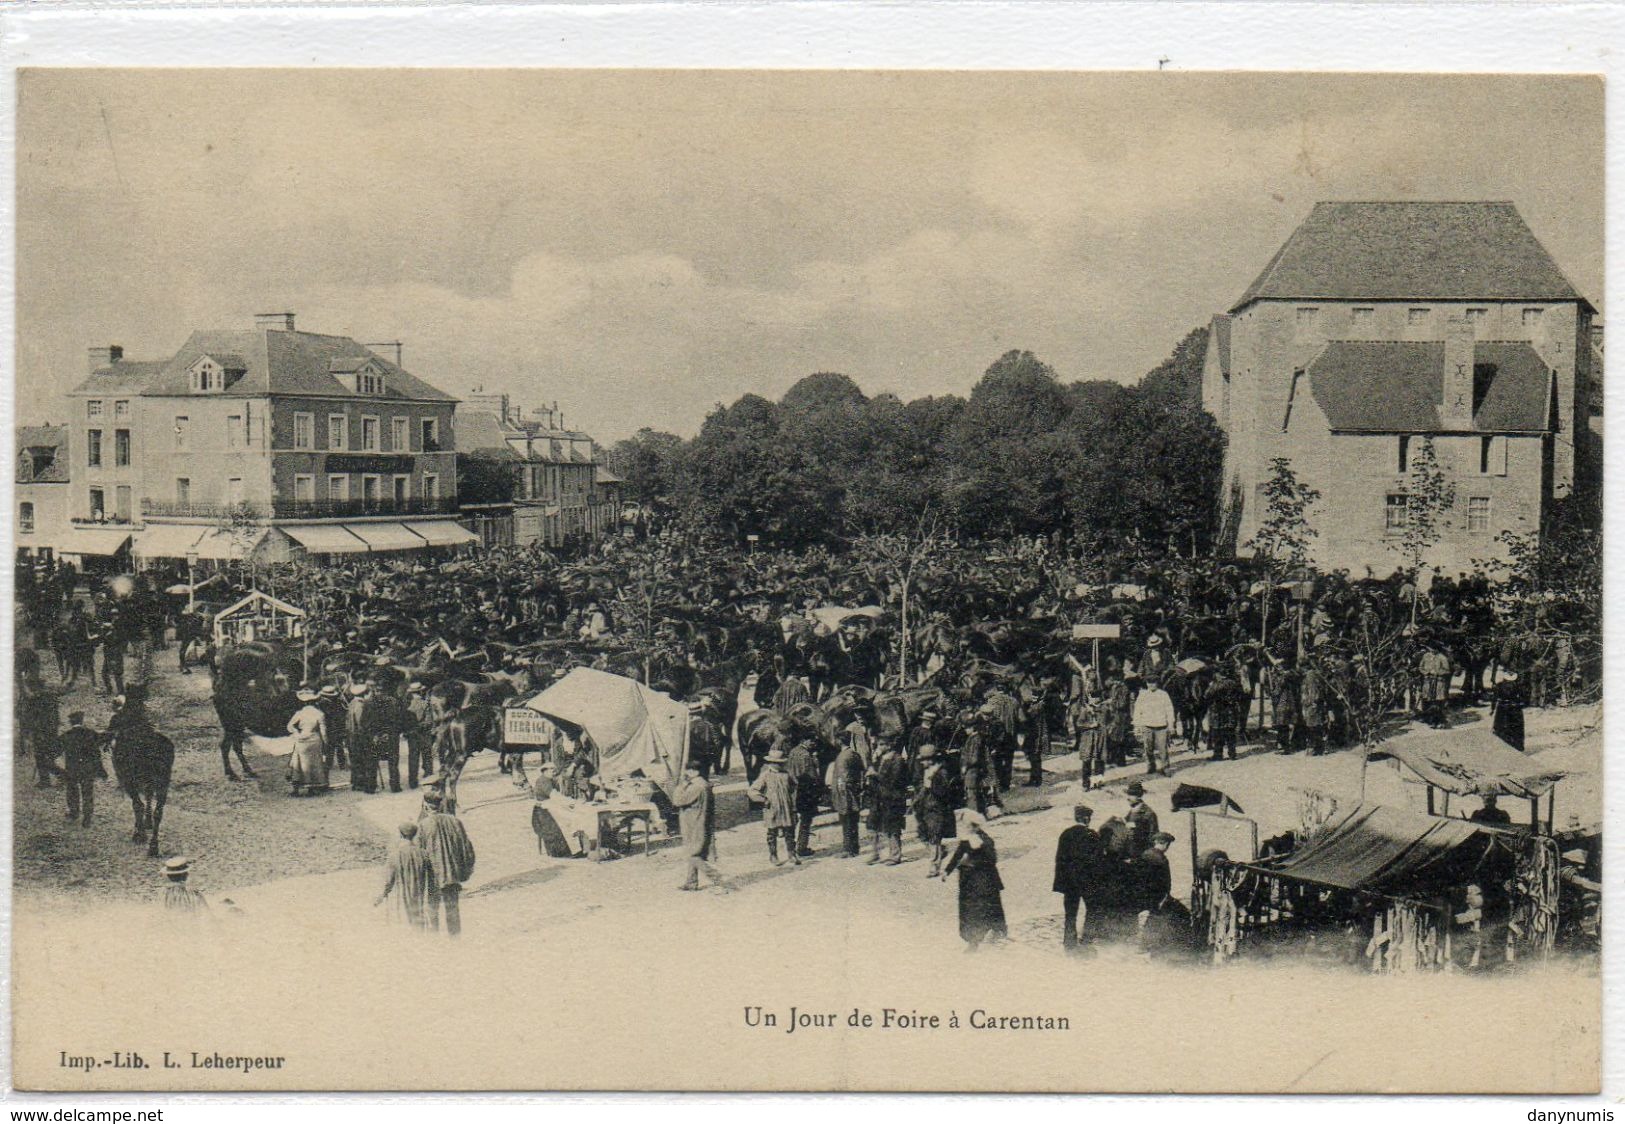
[1546,787,1556,834]
[1427,786,1435,816]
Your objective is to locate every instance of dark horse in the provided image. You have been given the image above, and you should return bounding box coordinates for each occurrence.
[107,700,175,857]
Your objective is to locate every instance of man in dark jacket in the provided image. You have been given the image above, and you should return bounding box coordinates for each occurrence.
[1125,781,1159,856]
[830,739,866,858]
[1132,831,1176,915]
[786,736,824,857]
[59,710,105,825]
[418,790,476,936]
[1053,804,1104,950]
[866,741,909,866]
[345,683,377,793]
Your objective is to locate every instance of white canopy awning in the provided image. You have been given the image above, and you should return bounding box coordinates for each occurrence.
[192,526,269,560]
[344,522,428,552]
[402,520,479,547]
[131,524,205,559]
[282,524,368,554]
[62,528,132,557]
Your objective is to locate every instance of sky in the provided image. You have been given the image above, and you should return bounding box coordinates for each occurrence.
[15,70,1603,442]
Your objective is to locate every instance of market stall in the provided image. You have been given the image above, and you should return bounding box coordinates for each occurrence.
[213,589,307,647]
[1203,803,1562,973]
[1371,725,1568,830]
[508,668,689,859]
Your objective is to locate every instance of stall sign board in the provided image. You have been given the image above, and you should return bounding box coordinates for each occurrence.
[1072,623,1122,640]
[503,707,554,746]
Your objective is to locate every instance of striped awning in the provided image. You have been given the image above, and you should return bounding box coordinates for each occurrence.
[282,524,368,554]
[62,528,132,556]
[191,526,269,560]
[343,522,428,552]
[131,524,206,559]
[401,520,479,547]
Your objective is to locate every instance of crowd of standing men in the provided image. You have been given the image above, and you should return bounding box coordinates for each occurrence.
[12,515,1590,949]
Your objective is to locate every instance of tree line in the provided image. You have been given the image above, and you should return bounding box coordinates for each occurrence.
[607,328,1224,551]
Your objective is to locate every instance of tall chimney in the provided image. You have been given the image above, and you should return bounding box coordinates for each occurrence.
[255,312,296,332]
[87,345,123,373]
[1440,315,1475,430]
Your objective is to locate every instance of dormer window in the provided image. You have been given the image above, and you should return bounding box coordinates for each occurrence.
[329,357,388,395]
[190,357,225,393]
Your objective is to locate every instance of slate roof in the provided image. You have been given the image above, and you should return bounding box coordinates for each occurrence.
[16,425,69,483]
[70,328,457,403]
[1234,202,1590,312]
[455,409,523,461]
[1307,340,1553,434]
[73,360,170,396]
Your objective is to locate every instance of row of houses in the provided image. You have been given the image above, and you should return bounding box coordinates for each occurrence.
[15,313,623,571]
[17,201,1601,579]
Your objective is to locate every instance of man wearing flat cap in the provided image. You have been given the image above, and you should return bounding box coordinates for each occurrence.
[1053,804,1104,951]
[418,791,476,936]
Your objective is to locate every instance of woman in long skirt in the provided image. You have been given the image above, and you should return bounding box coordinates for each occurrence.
[941,810,1007,951]
[286,688,330,796]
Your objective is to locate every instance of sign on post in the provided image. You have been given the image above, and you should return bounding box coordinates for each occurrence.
[1071,623,1122,640]
[503,707,555,746]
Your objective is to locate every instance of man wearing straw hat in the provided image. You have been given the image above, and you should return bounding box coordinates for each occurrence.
[161,857,208,915]
[747,747,799,866]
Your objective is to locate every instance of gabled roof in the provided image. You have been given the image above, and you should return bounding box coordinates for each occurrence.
[16,425,68,483]
[1307,340,1553,434]
[455,409,523,461]
[73,360,169,396]
[71,328,457,403]
[1234,202,1591,312]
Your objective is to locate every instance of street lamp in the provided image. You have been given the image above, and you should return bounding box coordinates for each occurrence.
[185,550,199,611]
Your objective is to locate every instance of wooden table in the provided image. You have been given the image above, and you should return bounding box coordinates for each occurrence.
[595,803,658,856]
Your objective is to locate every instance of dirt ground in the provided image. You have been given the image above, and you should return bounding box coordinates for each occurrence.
[12,643,385,915]
[9,648,1603,1092]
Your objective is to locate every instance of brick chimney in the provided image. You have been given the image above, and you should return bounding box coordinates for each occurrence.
[87,345,123,373]
[1440,315,1475,430]
[255,312,296,332]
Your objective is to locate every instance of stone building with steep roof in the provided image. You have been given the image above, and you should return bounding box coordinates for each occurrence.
[1203,201,1598,577]
[62,312,478,566]
[15,425,71,561]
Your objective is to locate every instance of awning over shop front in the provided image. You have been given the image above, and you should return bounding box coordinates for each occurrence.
[343,522,428,552]
[62,528,132,557]
[402,520,479,547]
[191,526,269,560]
[131,524,205,560]
[282,524,368,554]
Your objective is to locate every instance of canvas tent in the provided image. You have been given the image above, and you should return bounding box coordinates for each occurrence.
[1258,804,1514,897]
[521,667,689,788]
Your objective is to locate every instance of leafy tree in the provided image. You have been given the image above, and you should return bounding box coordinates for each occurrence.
[852,510,947,684]
[1136,325,1210,409]
[1389,436,1457,623]
[456,454,516,507]
[1245,456,1321,642]
[947,350,1076,535]
[606,428,685,512]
